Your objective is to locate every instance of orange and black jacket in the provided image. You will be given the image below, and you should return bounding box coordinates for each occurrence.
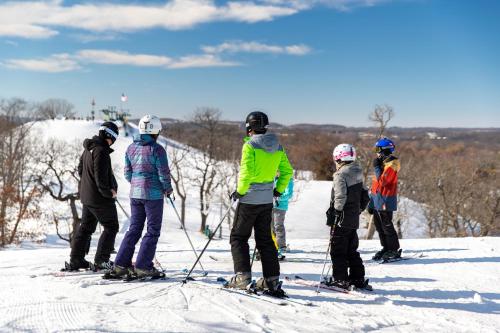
[370,155,400,211]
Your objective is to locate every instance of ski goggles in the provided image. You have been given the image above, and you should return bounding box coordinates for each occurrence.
[99,126,118,140]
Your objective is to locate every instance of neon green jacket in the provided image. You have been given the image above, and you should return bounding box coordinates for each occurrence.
[237,133,293,205]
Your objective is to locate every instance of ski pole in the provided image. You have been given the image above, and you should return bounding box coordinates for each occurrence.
[182,201,236,284]
[116,199,130,220]
[167,196,206,274]
[250,242,257,269]
[316,226,333,293]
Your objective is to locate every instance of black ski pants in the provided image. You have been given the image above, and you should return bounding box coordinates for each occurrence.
[330,226,365,282]
[373,210,400,251]
[230,203,280,278]
[71,203,119,264]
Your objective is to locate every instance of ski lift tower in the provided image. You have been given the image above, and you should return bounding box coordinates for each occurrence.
[101,106,118,121]
[91,98,95,122]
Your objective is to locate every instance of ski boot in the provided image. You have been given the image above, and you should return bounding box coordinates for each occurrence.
[381,249,402,261]
[91,260,114,272]
[372,248,387,261]
[324,278,351,292]
[349,278,373,291]
[255,276,288,298]
[62,258,90,272]
[225,272,252,290]
[103,265,130,280]
[134,267,166,280]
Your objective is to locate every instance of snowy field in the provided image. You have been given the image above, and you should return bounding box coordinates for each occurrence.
[0,120,499,332]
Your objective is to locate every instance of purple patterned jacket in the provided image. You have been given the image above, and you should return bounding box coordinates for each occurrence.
[124,134,173,200]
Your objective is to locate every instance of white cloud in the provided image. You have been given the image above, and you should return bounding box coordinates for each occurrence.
[202,41,311,55]
[168,54,240,69]
[0,0,299,39]
[0,0,391,40]
[3,53,80,73]
[76,50,173,67]
[261,0,390,11]
[2,49,240,72]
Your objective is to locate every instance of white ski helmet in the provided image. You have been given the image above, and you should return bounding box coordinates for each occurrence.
[139,115,162,135]
[333,143,356,162]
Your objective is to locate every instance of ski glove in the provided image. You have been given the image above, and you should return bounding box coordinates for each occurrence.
[273,189,282,198]
[165,190,175,201]
[230,191,244,201]
[367,206,374,215]
[326,208,344,227]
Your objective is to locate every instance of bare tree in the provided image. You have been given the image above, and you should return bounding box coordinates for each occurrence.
[0,98,40,246]
[186,108,224,232]
[37,98,75,120]
[369,104,395,138]
[364,105,396,239]
[169,146,191,226]
[37,139,81,242]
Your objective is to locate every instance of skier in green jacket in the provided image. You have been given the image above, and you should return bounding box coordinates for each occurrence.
[227,111,293,297]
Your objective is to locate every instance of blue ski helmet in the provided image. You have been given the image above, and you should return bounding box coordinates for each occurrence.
[374,137,395,153]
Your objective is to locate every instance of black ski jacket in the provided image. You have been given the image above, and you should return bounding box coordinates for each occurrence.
[78,136,117,207]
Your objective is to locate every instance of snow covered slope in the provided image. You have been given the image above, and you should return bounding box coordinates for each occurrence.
[1,120,499,332]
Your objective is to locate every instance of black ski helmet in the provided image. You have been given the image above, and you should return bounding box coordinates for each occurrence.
[245,111,269,134]
[99,121,119,144]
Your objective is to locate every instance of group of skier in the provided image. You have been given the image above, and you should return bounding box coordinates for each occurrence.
[66,111,401,296]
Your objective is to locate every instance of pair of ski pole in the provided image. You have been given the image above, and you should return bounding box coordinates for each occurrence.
[115,197,207,274]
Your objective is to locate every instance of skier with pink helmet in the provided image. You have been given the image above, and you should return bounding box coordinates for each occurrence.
[324,143,371,291]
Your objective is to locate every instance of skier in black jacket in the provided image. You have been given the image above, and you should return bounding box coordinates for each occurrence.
[65,122,120,271]
[325,143,370,290]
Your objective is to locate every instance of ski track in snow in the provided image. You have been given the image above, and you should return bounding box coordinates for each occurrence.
[1,120,499,333]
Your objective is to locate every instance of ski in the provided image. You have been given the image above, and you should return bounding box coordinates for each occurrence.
[380,251,424,264]
[217,277,313,307]
[286,275,373,294]
[216,277,288,306]
[285,275,350,294]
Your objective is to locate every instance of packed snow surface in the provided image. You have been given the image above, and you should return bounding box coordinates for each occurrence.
[0,120,498,332]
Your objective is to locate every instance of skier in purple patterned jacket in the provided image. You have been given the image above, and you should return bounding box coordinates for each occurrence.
[105,115,173,280]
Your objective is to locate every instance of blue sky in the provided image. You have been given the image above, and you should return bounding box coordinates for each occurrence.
[0,0,499,127]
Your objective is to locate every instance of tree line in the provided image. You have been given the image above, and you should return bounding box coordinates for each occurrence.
[0,98,498,247]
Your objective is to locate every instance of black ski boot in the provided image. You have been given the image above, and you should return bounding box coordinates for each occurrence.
[349,278,373,291]
[381,249,402,261]
[372,248,387,261]
[91,260,114,272]
[324,278,350,291]
[255,276,288,298]
[103,265,130,280]
[62,258,90,271]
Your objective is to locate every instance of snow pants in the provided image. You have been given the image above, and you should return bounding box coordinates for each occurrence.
[71,203,119,264]
[330,226,365,282]
[373,210,400,251]
[115,199,164,270]
[272,208,287,249]
[230,203,280,278]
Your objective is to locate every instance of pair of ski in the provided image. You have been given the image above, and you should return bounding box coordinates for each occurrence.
[285,275,373,294]
[110,269,208,283]
[217,277,313,307]
[376,250,425,264]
